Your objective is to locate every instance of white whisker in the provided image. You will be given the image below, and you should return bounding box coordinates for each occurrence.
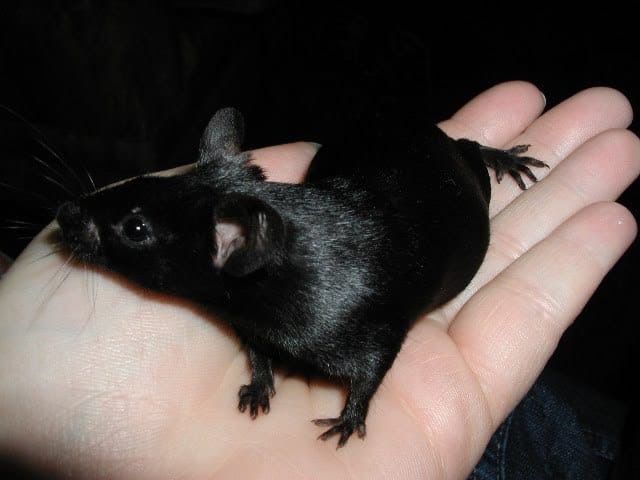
[0,105,89,195]
[32,154,74,194]
[4,219,41,226]
[34,138,89,195]
[0,180,54,209]
[28,247,77,332]
[77,264,99,336]
[42,174,77,197]
[83,168,98,193]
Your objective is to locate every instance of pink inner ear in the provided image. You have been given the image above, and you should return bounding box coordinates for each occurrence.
[213,221,246,268]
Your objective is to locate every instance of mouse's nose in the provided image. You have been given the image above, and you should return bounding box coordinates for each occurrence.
[56,201,82,230]
[55,201,100,254]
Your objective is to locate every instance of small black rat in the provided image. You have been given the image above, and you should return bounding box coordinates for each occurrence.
[55,107,546,447]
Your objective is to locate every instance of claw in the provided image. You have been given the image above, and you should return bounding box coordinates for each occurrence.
[518,164,538,183]
[508,144,531,155]
[520,155,550,169]
[508,170,527,190]
[312,417,341,427]
[313,415,367,448]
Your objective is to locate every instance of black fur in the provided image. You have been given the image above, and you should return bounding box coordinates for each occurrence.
[56,107,546,448]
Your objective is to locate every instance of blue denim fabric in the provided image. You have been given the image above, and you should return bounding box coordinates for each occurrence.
[469,371,624,480]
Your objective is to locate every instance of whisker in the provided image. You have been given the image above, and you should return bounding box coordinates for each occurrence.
[73,260,101,337]
[28,248,77,332]
[79,265,89,334]
[79,264,98,333]
[0,224,40,230]
[0,180,55,210]
[0,104,89,194]
[83,167,98,193]
[92,271,98,315]
[38,247,77,296]
[32,155,78,196]
[26,248,63,264]
[45,268,73,308]
[35,137,89,195]
[3,219,41,226]
[32,154,66,182]
[42,174,77,197]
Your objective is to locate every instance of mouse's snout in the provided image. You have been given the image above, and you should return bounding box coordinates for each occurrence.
[56,201,100,254]
[56,201,82,228]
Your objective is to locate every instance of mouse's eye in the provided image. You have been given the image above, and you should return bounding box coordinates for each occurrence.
[121,215,152,243]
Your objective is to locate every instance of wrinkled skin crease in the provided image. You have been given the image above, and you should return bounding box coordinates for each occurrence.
[0,83,637,480]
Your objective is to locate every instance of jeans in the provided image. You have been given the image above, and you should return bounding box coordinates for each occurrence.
[469,370,625,480]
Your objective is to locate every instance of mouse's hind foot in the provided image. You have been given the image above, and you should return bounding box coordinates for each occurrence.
[312,414,367,448]
[480,144,549,189]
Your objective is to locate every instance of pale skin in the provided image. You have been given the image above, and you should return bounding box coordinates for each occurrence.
[0,82,638,479]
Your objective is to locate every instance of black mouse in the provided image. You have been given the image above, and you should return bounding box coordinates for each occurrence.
[55,107,547,447]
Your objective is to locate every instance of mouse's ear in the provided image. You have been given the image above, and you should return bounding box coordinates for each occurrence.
[198,107,245,165]
[213,193,285,277]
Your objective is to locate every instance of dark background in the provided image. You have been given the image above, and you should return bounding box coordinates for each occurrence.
[0,1,638,477]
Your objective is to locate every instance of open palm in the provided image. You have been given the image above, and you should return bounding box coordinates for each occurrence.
[0,82,637,479]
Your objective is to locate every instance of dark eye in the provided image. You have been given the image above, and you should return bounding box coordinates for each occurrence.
[122,215,151,243]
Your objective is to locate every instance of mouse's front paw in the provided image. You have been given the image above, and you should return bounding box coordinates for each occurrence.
[312,415,367,448]
[238,382,275,419]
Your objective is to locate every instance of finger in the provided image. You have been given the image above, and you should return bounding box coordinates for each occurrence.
[432,128,640,324]
[254,81,546,183]
[254,83,545,183]
[438,81,546,146]
[389,321,496,477]
[488,87,633,216]
[249,142,319,183]
[449,202,637,425]
[155,142,318,183]
[254,83,544,183]
[163,82,545,184]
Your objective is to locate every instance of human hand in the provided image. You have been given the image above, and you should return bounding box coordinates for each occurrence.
[0,82,637,479]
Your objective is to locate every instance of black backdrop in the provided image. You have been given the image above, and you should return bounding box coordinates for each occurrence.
[1,1,638,477]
